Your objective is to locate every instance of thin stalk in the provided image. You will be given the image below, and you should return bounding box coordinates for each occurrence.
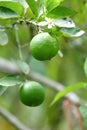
[14,24,23,60]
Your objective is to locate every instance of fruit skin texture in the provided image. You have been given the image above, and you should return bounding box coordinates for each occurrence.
[30,32,59,61]
[19,81,45,107]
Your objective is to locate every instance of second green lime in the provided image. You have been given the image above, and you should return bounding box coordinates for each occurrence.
[19,81,45,107]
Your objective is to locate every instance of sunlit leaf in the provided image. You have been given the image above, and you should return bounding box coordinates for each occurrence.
[24,7,35,18]
[15,0,29,13]
[61,27,85,37]
[26,0,41,16]
[0,75,21,87]
[50,82,85,106]
[0,29,8,45]
[47,6,76,18]
[46,0,64,12]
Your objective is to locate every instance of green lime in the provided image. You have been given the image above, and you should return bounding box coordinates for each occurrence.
[30,32,59,61]
[19,81,45,107]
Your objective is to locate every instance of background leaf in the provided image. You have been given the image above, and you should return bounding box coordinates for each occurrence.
[79,105,87,127]
[84,58,87,77]
[0,86,8,96]
[47,6,76,18]
[0,29,8,45]
[61,27,85,38]
[51,82,85,106]
[46,0,64,12]
[54,18,75,28]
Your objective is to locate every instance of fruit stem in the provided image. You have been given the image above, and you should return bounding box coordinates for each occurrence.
[14,25,23,61]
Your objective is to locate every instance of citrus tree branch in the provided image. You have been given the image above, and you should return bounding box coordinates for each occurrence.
[0,57,85,105]
[0,107,31,130]
[29,71,81,104]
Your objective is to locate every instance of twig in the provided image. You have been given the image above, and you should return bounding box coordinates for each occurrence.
[71,102,84,130]
[14,25,23,60]
[0,58,20,74]
[63,99,73,130]
[0,107,31,130]
[63,99,84,130]
[0,57,85,105]
[29,71,81,105]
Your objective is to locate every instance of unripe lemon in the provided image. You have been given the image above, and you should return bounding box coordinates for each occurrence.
[30,32,59,60]
[19,81,45,107]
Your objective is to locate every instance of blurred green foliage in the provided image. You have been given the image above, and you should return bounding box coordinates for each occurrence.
[0,0,87,130]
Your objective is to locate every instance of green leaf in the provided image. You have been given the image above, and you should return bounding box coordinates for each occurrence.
[15,0,29,14]
[26,0,41,16]
[24,7,35,18]
[47,6,76,18]
[38,0,47,18]
[46,0,64,12]
[84,58,87,77]
[79,105,87,127]
[0,85,8,96]
[51,82,85,106]
[61,27,85,38]
[0,0,24,16]
[0,7,19,19]
[0,75,21,87]
[0,29,8,45]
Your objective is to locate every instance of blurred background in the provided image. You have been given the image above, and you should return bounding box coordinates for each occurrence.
[0,0,87,130]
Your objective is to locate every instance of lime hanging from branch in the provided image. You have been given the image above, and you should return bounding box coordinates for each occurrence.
[30,32,59,61]
[19,81,45,107]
